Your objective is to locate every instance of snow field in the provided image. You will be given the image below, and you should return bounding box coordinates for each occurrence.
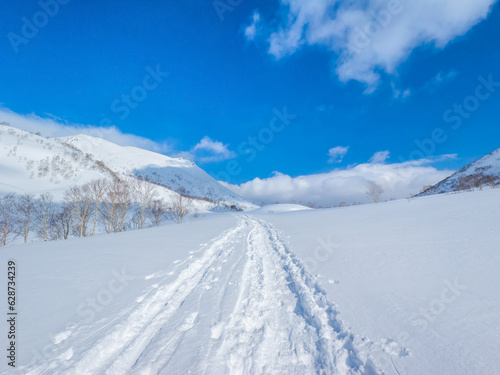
[1,188,499,374]
[6,216,384,374]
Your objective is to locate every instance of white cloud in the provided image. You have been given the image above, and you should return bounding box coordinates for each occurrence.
[424,70,459,92]
[246,0,496,91]
[315,104,335,113]
[327,146,349,163]
[0,107,171,153]
[369,150,390,163]
[244,11,261,41]
[191,136,237,163]
[1,107,237,165]
[391,82,411,99]
[220,158,453,205]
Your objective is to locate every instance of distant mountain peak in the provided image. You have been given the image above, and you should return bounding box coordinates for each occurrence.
[416,148,500,196]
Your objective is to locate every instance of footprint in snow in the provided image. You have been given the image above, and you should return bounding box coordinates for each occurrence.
[53,328,74,345]
[179,312,198,332]
[136,284,159,302]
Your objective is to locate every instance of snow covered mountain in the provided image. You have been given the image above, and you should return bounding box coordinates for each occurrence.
[417,147,500,196]
[0,124,254,209]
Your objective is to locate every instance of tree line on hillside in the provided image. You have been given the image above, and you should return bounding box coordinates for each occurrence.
[417,172,498,197]
[0,178,195,247]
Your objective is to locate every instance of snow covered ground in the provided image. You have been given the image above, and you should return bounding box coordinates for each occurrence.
[1,189,499,374]
[250,203,312,214]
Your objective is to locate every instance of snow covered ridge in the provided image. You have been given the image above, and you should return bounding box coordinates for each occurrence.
[0,124,254,209]
[416,147,500,196]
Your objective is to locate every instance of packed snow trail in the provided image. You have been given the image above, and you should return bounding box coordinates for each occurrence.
[19,216,380,375]
[202,217,379,375]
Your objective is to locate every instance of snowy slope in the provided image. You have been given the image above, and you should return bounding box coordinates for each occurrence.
[0,124,254,209]
[417,147,500,196]
[258,190,500,375]
[62,134,250,207]
[0,125,110,197]
[1,189,499,374]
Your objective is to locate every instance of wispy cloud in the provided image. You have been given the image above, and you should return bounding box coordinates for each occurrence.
[327,146,349,164]
[244,11,261,41]
[221,157,454,205]
[0,107,239,165]
[391,83,411,100]
[315,104,335,113]
[245,0,496,92]
[0,107,172,153]
[191,136,237,163]
[369,150,390,163]
[423,70,459,92]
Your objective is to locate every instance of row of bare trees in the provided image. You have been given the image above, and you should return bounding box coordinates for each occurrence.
[0,178,194,246]
[1,192,56,245]
[456,173,497,192]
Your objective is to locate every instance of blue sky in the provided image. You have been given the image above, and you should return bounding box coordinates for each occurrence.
[1,0,500,204]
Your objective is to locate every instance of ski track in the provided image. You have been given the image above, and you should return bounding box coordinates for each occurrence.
[206,217,379,375]
[21,215,382,375]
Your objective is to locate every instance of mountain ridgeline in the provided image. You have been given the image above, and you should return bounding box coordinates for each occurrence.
[0,124,254,210]
[416,148,500,196]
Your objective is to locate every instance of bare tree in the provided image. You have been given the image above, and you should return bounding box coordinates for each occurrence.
[49,204,73,240]
[366,182,384,203]
[0,194,17,246]
[100,179,133,233]
[34,193,55,241]
[86,179,107,236]
[456,176,471,192]
[133,179,159,229]
[169,193,193,224]
[472,173,485,191]
[15,194,36,243]
[148,199,170,227]
[419,185,433,196]
[117,179,134,232]
[65,185,94,237]
[101,179,120,233]
[485,175,497,189]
